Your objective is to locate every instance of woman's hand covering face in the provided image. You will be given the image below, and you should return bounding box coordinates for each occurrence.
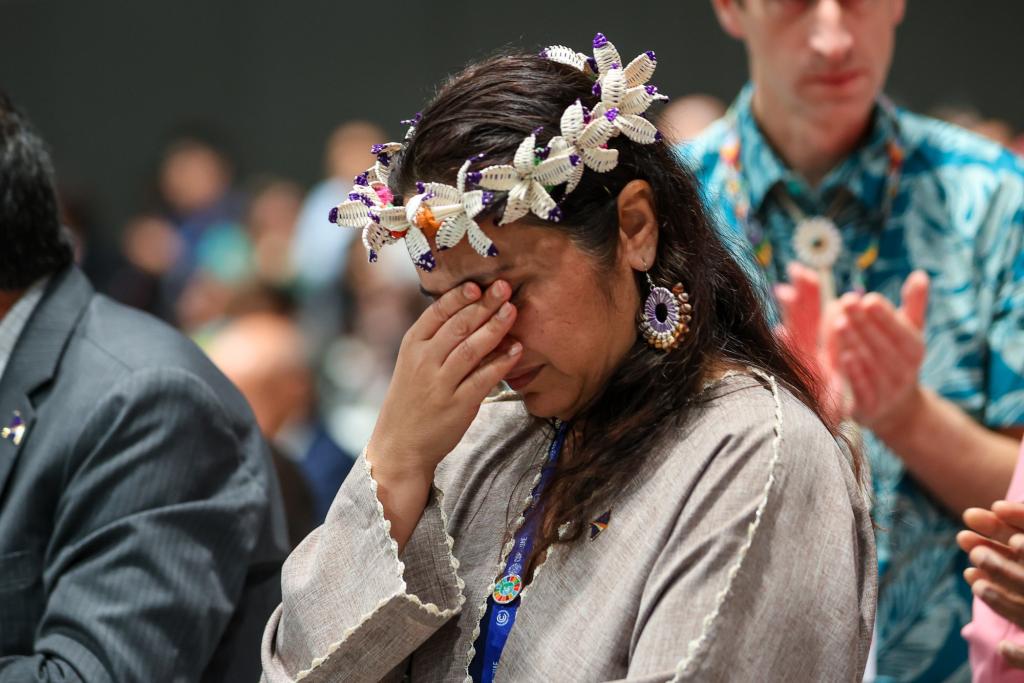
[367,279,521,481]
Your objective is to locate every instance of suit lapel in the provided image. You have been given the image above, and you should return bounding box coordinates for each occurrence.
[0,267,93,500]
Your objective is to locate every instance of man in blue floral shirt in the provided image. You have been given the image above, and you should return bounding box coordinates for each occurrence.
[683,1,1024,681]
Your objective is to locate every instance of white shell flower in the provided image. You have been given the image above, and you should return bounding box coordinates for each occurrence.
[475,133,579,225]
[558,100,619,193]
[542,32,668,183]
[405,160,500,258]
[330,164,424,269]
[793,217,843,269]
[538,44,596,76]
[369,142,404,184]
[588,33,666,145]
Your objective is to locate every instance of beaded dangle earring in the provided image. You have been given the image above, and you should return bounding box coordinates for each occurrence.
[638,265,692,351]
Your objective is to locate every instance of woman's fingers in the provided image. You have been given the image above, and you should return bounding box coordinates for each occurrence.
[970,545,1024,596]
[429,281,511,362]
[993,501,1024,533]
[958,530,1012,557]
[408,282,482,341]
[964,507,1022,546]
[964,566,987,586]
[440,295,518,384]
[456,338,523,402]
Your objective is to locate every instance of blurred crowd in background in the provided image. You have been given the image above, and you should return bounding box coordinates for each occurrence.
[56,93,1024,548]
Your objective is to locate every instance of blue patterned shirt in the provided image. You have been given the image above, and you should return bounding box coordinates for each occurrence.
[682,85,1024,683]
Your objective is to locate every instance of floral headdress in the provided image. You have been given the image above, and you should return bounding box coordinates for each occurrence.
[329,33,667,272]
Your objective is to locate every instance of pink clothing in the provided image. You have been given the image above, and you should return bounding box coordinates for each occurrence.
[962,440,1024,682]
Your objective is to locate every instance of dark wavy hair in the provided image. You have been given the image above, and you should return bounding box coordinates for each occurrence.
[0,91,73,290]
[390,53,854,571]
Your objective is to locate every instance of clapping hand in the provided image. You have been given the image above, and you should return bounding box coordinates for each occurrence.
[773,262,846,421]
[831,270,930,435]
[773,263,930,431]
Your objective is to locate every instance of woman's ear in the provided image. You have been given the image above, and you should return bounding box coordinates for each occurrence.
[616,180,659,271]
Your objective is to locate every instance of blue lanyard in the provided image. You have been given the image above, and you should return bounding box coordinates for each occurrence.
[473,421,569,683]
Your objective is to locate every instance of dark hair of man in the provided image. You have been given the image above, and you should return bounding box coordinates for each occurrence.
[392,53,859,575]
[0,91,73,290]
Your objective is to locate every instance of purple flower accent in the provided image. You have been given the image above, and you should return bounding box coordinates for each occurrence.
[328,207,338,223]
[370,143,386,154]
[547,206,563,222]
[481,191,495,205]
[569,154,581,167]
[378,153,391,167]
[467,171,482,185]
[645,50,656,61]
[610,62,620,70]
[582,106,592,124]
[348,192,361,201]
[593,33,608,49]
[368,249,378,263]
[586,56,598,73]
[654,131,663,142]
[532,126,544,136]
[486,244,499,257]
[354,172,369,186]
[645,85,658,95]
[535,146,551,161]
[605,108,620,122]
[538,48,549,58]
[416,181,426,193]
[415,251,436,272]
[400,112,422,126]
[592,82,602,98]
[644,286,680,334]
[369,212,381,224]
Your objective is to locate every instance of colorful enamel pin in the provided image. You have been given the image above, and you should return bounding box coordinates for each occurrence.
[590,509,612,540]
[1,411,26,446]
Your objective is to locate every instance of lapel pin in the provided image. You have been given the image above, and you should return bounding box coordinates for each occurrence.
[589,509,612,540]
[1,411,26,446]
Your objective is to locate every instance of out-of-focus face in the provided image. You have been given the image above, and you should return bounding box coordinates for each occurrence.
[159,144,231,215]
[717,0,905,128]
[417,219,640,420]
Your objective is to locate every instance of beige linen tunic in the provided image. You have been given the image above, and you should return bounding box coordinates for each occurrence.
[261,374,876,682]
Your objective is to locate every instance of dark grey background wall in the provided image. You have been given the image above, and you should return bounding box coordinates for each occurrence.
[1,0,1021,235]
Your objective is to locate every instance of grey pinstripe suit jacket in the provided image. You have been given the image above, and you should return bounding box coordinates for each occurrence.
[0,266,289,682]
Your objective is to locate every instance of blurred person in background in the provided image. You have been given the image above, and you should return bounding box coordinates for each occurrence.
[155,128,246,323]
[0,91,288,682]
[931,105,1018,150]
[318,240,426,457]
[291,121,386,294]
[248,177,303,287]
[291,122,388,355]
[686,1,1024,680]
[174,176,303,335]
[106,212,179,316]
[656,93,726,145]
[207,312,355,537]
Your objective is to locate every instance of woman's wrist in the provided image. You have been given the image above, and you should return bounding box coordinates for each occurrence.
[366,437,435,491]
